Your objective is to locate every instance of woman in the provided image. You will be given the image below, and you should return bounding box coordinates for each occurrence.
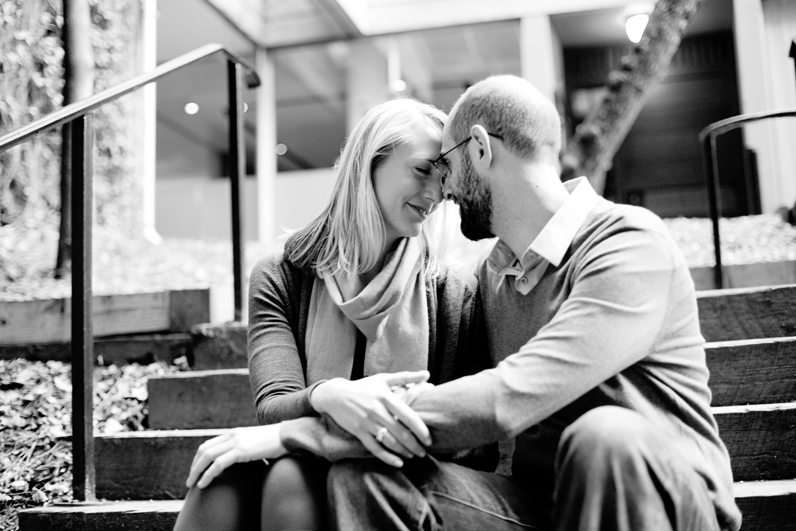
[174,98,491,531]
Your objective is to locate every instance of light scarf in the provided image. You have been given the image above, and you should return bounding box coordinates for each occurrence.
[305,238,429,385]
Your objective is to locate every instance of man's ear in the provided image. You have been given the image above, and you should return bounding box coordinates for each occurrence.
[469,125,493,169]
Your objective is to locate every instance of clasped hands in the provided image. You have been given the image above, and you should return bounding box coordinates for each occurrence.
[310,370,434,468]
[186,370,433,489]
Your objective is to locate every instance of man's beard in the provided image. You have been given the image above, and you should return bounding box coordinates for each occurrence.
[456,150,494,241]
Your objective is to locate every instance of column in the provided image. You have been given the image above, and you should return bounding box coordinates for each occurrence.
[733,0,780,213]
[346,40,389,131]
[520,15,565,114]
[256,46,278,248]
[140,0,159,242]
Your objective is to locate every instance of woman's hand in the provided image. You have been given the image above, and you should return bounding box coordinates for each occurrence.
[186,425,288,489]
[310,371,433,463]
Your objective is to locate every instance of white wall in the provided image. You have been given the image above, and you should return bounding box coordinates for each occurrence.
[733,0,796,213]
[155,168,336,243]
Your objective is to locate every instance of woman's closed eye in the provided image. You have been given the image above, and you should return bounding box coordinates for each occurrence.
[414,165,433,178]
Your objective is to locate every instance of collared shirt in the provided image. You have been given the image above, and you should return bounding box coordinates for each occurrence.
[487,177,600,295]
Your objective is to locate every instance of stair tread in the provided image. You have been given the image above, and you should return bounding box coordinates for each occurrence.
[22,499,183,514]
[735,479,796,497]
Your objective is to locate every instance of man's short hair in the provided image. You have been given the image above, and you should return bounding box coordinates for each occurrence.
[449,75,561,163]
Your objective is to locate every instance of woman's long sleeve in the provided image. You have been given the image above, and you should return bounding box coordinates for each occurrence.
[247,254,320,425]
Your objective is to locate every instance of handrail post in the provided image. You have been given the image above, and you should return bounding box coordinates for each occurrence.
[701,133,723,289]
[227,60,245,321]
[71,113,96,501]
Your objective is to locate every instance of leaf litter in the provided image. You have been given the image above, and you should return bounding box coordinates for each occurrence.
[0,358,187,530]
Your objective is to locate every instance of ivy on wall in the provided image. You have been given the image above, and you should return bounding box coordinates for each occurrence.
[0,0,142,232]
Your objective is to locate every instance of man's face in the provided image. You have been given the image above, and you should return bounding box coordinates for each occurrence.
[441,136,494,241]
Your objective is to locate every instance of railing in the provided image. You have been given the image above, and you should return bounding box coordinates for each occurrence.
[0,43,260,501]
[699,108,796,289]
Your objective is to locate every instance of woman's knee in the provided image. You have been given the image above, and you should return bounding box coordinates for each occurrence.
[261,456,329,531]
[174,462,266,531]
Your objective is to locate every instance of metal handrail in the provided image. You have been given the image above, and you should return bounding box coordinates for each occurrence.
[698,108,796,289]
[0,44,259,151]
[0,43,259,501]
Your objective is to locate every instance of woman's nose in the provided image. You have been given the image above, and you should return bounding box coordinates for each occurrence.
[425,176,443,204]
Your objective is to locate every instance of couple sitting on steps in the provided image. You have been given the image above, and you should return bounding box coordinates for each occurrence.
[172,75,742,531]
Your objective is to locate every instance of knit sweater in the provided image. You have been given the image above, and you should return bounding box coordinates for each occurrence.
[407,198,741,530]
[247,251,491,425]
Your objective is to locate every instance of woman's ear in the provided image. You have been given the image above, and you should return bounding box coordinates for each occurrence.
[469,125,493,169]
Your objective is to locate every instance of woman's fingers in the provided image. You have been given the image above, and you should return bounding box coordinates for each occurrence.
[190,433,230,470]
[186,438,235,488]
[196,449,240,489]
[377,429,419,460]
[357,432,404,468]
[373,412,426,457]
[382,396,431,446]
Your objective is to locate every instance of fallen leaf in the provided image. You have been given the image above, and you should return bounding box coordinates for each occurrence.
[31,488,48,503]
[10,479,29,492]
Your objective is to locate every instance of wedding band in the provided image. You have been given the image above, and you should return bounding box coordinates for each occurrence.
[375,427,388,444]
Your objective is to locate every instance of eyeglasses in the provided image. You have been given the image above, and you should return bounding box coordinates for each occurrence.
[432,132,503,181]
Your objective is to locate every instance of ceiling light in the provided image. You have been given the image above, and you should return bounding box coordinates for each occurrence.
[391,79,407,93]
[183,102,199,115]
[275,143,288,156]
[625,13,649,43]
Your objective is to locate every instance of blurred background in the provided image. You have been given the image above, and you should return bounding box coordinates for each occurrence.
[147,0,796,244]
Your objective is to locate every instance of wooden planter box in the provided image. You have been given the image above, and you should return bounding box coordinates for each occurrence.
[0,289,210,345]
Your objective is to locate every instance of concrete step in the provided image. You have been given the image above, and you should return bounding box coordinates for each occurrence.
[147,336,796,430]
[17,480,796,531]
[93,404,796,499]
[697,284,796,342]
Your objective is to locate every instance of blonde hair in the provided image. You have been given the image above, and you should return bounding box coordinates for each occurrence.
[284,98,449,280]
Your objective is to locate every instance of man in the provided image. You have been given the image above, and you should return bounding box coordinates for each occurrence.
[322,75,742,531]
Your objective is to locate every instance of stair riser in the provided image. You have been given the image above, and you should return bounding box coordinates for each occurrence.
[96,432,219,500]
[0,334,191,365]
[148,371,257,429]
[697,285,796,342]
[707,338,796,407]
[735,492,796,531]
[717,407,796,482]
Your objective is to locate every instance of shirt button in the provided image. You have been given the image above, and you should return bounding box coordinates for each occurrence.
[520,277,528,283]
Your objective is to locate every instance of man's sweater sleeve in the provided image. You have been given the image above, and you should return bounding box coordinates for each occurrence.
[410,227,677,452]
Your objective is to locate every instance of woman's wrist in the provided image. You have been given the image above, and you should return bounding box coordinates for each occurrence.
[308,378,342,414]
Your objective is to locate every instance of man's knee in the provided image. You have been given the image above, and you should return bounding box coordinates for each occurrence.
[328,458,397,497]
[559,406,657,471]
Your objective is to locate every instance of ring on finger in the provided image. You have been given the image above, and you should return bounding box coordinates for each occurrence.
[375,426,388,444]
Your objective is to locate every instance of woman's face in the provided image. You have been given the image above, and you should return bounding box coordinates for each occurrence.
[372,119,444,247]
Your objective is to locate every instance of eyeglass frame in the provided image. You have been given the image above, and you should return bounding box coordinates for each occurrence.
[432,132,504,182]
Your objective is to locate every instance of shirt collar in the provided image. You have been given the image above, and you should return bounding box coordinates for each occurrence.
[488,177,599,271]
